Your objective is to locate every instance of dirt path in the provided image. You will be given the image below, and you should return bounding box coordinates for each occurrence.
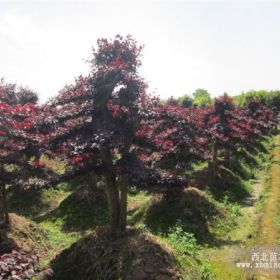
[203,177,264,280]
[257,135,280,245]
[255,135,280,280]
[203,135,280,280]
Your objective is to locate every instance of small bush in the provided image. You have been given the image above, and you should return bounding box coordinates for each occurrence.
[221,195,242,217]
[199,263,216,280]
[166,223,200,258]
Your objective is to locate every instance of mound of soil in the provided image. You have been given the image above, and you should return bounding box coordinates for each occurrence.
[36,187,108,232]
[190,165,250,200]
[145,187,225,242]
[0,213,43,254]
[181,187,226,215]
[51,227,182,280]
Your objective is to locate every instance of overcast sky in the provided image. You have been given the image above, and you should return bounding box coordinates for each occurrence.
[0,1,279,103]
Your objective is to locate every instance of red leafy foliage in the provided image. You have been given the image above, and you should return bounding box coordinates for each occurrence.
[0,250,40,280]
[38,35,182,188]
[0,82,56,193]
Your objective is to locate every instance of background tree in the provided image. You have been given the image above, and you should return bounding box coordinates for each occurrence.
[233,90,280,112]
[0,78,38,105]
[0,82,41,226]
[137,103,208,173]
[199,94,278,169]
[178,94,193,108]
[165,96,179,105]
[201,94,250,168]
[192,88,212,107]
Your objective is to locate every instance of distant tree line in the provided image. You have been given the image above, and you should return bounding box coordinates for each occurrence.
[166,89,280,111]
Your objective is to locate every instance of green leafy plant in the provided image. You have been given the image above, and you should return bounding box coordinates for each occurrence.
[221,195,242,217]
[166,223,200,257]
[199,263,216,280]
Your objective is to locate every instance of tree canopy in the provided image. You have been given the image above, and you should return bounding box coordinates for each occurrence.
[192,88,212,107]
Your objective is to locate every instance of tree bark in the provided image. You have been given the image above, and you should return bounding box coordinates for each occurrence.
[119,176,128,235]
[102,149,120,237]
[224,148,230,166]
[104,172,120,237]
[0,185,9,226]
[212,142,218,170]
[88,172,98,191]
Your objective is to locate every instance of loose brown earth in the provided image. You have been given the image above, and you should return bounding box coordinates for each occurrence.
[50,227,182,280]
[0,213,44,254]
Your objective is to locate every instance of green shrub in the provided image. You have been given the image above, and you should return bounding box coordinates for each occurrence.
[166,223,200,257]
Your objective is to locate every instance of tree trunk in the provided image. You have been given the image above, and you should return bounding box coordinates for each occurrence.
[0,185,9,226]
[102,149,121,237]
[88,172,97,191]
[104,171,120,237]
[212,142,218,170]
[119,176,128,235]
[224,148,230,166]
[0,185,4,225]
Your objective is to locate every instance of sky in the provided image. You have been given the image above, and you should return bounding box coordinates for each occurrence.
[0,1,280,103]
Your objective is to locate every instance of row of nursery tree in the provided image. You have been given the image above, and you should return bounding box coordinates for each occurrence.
[170,88,280,110]
[0,35,279,238]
